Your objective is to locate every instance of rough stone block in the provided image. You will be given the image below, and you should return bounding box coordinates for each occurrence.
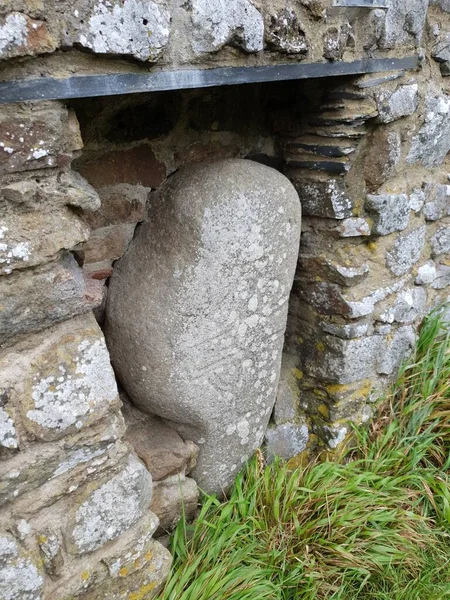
[432,264,450,289]
[407,92,450,167]
[264,420,309,461]
[150,475,198,533]
[0,12,56,60]
[188,0,264,55]
[265,8,308,54]
[375,84,419,123]
[37,530,64,580]
[386,226,426,275]
[380,0,428,48]
[377,287,427,323]
[335,217,371,237]
[0,253,102,346]
[0,400,18,455]
[423,183,450,221]
[363,128,401,192]
[377,326,416,375]
[432,33,450,62]
[78,223,136,266]
[0,103,82,174]
[105,159,301,494]
[409,188,425,213]
[81,184,148,229]
[67,0,171,62]
[77,146,166,189]
[431,225,450,257]
[1,313,119,442]
[320,319,370,339]
[416,261,437,285]
[272,354,302,425]
[123,400,198,481]
[0,209,89,275]
[0,533,44,600]
[67,455,152,555]
[365,193,410,235]
[288,176,353,218]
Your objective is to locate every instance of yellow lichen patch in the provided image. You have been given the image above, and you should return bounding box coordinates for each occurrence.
[144,551,153,562]
[37,534,48,544]
[292,368,303,380]
[316,342,325,352]
[128,582,157,600]
[81,571,90,582]
[317,403,329,419]
[119,566,129,577]
[297,336,304,344]
[367,241,377,253]
[313,388,327,400]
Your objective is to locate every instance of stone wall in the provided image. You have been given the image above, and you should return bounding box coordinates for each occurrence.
[0,0,449,599]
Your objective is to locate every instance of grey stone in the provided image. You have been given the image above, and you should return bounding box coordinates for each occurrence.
[0,253,102,347]
[378,287,427,323]
[0,533,44,600]
[431,226,450,257]
[432,33,450,62]
[431,0,450,10]
[265,8,308,54]
[407,92,450,167]
[377,326,416,375]
[365,193,410,235]
[386,226,426,275]
[0,12,56,60]
[324,424,349,449]
[320,320,370,339]
[432,264,450,289]
[409,188,426,212]
[380,0,429,48]
[335,217,371,237]
[265,421,309,461]
[105,159,301,494]
[376,84,419,123]
[189,0,264,55]
[0,401,17,452]
[289,176,353,218]
[416,261,437,284]
[423,183,450,220]
[68,455,153,555]
[70,0,171,62]
[37,531,64,579]
[272,354,301,425]
[150,475,198,533]
[347,279,406,318]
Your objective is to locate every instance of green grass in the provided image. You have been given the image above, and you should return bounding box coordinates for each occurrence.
[157,311,450,600]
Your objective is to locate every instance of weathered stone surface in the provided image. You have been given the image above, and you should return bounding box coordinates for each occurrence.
[432,264,450,289]
[67,455,152,555]
[123,399,198,481]
[320,319,370,340]
[377,287,427,323]
[272,354,301,425]
[380,0,428,48]
[0,103,82,174]
[431,225,450,256]
[0,313,119,441]
[416,261,437,285]
[386,226,426,275]
[423,183,450,221]
[37,530,64,580]
[0,209,89,275]
[407,92,450,167]
[299,255,369,287]
[77,223,136,266]
[0,12,56,60]
[375,84,419,123]
[0,533,44,600]
[265,8,308,55]
[363,128,401,192]
[265,420,309,461]
[189,0,264,55]
[81,184,148,230]
[77,146,166,189]
[432,33,450,62]
[335,217,371,237]
[68,0,171,62]
[409,188,425,213]
[150,475,198,533]
[106,159,301,494]
[288,176,353,218]
[0,400,17,453]
[431,0,450,11]
[377,326,416,375]
[365,193,410,235]
[0,254,102,346]
[323,24,352,61]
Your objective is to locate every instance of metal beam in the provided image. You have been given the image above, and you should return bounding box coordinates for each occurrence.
[0,55,418,105]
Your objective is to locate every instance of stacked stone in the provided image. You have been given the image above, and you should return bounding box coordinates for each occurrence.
[0,102,171,600]
[267,66,450,455]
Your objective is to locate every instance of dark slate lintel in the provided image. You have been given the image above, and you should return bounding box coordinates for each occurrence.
[333,0,388,7]
[0,55,418,105]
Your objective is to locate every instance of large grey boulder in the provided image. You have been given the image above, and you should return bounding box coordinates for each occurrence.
[105,159,301,494]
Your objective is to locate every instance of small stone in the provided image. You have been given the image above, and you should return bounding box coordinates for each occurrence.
[81,184,148,229]
[407,91,450,167]
[68,455,152,555]
[324,424,348,449]
[0,394,18,453]
[377,287,427,323]
[416,261,437,285]
[323,25,351,61]
[431,225,450,257]
[375,84,419,123]
[150,475,198,533]
[432,32,450,62]
[380,0,428,48]
[77,223,136,266]
[265,8,308,54]
[288,176,353,219]
[335,217,372,237]
[0,12,56,60]
[431,0,450,11]
[432,264,450,289]
[366,193,410,235]
[0,533,44,600]
[386,226,426,275]
[363,128,401,192]
[265,421,309,461]
[272,354,301,425]
[320,320,370,339]
[189,0,264,55]
[37,530,64,580]
[377,326,416,375]
[423,183,450,220]
[70,0,171,62]
[409,188,425,212]
[0,254,102,347]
